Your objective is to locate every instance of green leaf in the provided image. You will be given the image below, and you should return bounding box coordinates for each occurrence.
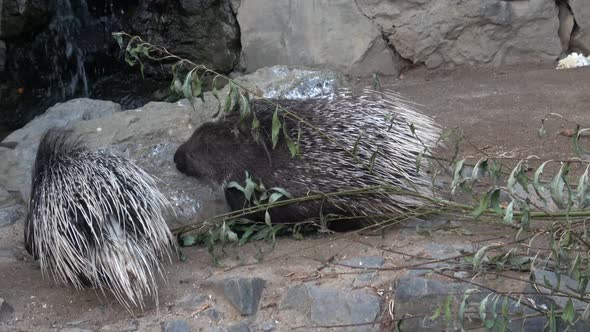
[352,132,363,156]
[224,82,234,114]
[172,78,183,94]
[181,235,196,247]
[444,295,452,323]
[270,187,292,198]
[507,160,524,195]
[472,190,490,218]
[471,158,488,182]
[265,210,272,226]
[503,200,514,225]
[243,176,258,202]
[182,69,196,100]
[459,289,477,329]
[369,149,379,174]
[192,75,203,101]
[211,85,221,118]
[268,192,284,204]
[428,304,442,321]
[239,91,251,123]
[550,163,567,209]
[489,160,502,184]
[239,226,256,246]
[271,108,282,149]
[473,245,493,269]
[490,188,503,216]
[451,158,466,194]
[573,127,590,157]
[113,33,124,49]
[283,121,299,157]
[549,304,557,332]
[226,229,238,242]
[562,299,576,324]
[226,181,245,193]
[577,164,590,208]
[479,293,492,321]
[533,160,551,204]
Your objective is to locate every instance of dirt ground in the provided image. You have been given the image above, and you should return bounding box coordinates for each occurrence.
[1,64,589,331]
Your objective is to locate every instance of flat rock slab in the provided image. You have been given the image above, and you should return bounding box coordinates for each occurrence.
[281,284,380,331]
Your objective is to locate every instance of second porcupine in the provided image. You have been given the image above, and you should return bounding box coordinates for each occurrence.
[174,89,442,227]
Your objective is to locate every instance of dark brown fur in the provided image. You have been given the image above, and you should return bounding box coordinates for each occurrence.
[174,98,351,226]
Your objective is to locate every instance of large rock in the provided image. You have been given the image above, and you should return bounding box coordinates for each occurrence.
[569,0,590,53]
[357,0,562,68]
[235,0,403,76]
[127,0,240,75]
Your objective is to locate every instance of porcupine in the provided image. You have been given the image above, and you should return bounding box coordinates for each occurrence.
[24,128,176,310]
[174,88,441,228]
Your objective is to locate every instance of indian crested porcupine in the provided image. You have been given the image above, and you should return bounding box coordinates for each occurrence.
[174,89,441,227]
[25,128,176,310]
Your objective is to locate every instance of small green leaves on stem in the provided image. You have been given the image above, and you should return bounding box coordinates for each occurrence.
[271,107,282,149]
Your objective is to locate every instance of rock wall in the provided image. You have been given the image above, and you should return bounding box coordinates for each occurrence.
[234,0,405,76]
[235,0,589,74]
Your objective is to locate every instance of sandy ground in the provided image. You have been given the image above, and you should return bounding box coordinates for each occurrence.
[1,64,589,331]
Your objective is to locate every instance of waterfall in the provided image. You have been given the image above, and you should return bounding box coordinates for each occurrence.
[48,0,91,99]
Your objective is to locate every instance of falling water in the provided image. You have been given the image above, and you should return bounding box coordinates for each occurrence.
[48,0,91,99]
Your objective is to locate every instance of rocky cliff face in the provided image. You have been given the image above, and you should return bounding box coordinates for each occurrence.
[0,0,240,132]
[235,0,587,74]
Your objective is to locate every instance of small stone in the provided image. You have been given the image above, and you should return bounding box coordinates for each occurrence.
[59,328,93,332]
[217,277,266,315]
[338,256,384,269]
[161,320,190,332]
[309,287,380,332]
[0,298,15,322]
[279,284,311,311]
[175,292,207,310]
